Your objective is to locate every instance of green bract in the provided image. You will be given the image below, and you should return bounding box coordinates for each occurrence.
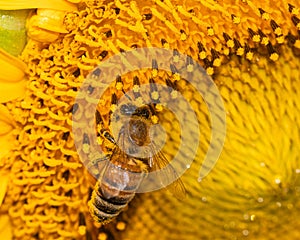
[0,9,30,56]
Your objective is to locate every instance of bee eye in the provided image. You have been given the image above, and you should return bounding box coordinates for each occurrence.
[120,104,137,115]
[134,107,150,119]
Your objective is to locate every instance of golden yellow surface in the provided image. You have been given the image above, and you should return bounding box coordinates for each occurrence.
[0,0,300,239]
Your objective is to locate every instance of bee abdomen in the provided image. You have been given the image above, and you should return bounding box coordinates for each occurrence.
[88,181,135,223]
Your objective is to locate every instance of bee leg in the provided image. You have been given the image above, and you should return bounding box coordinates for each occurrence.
[148,155,154,168]
[100,129,116,145]
[86,153,111,171]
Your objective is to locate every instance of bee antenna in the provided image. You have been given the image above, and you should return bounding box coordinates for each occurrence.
[122,89,132,101]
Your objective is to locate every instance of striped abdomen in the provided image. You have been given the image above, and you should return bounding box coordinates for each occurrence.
[88,160,146,224]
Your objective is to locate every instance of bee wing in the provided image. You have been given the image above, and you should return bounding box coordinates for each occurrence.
[150,144,186,200]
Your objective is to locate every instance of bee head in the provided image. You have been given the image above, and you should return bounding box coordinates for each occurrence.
[120,104,152,120]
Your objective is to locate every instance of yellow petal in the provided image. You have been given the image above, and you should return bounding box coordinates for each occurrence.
[0,48,26,82]
[0,104,15,129]
[0,104,15,158]
[0,79,26,103]
[0,174,8,206]
[0,215,12,240]
[0,0,77,11]
[29,9,68,33]
[0,49,26,102]
[0,120,12,136]
[26,25,60,43]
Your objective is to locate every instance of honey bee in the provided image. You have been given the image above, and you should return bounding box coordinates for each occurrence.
[88,103,186,224]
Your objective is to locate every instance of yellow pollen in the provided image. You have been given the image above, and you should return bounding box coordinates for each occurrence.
[261,37,269,46]
[163,43,170,48]
[173,73,181,81]
[133,85,140,92]
[276,36,285,44]
[78,225,86,236]
[270,53,279,61]
[236,47,245,56]
[110,104,117,112]
[136,97,144,105]
[171,90,178,99]
[180,32,187,41]
[252,35,261,42]
[213,58,221,67]
[226,40,235,48]
[223,48,230,55]
[151,69,158,77]
[199,51,207,60]
[232,16,240,24]
[116,221,127,231]
[151,91,159,100]
[83,144,90,154]
[292,8,299,15]
[246,51,254,60]
[115,82,123,91]
[2,1,300,239]
[187,64,194,72]
[98,232,108,240]
[155,104,163,112]
[97,136,103,145]
[274,28,282,36]
[151,115,159,124]
[206,67,214,75]
[173,55,179,63]
[262,13,269,20]
[207,28,214,36]
[295,40,300,49]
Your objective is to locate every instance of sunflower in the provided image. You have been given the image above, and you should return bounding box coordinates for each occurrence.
[0,0,300,239]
